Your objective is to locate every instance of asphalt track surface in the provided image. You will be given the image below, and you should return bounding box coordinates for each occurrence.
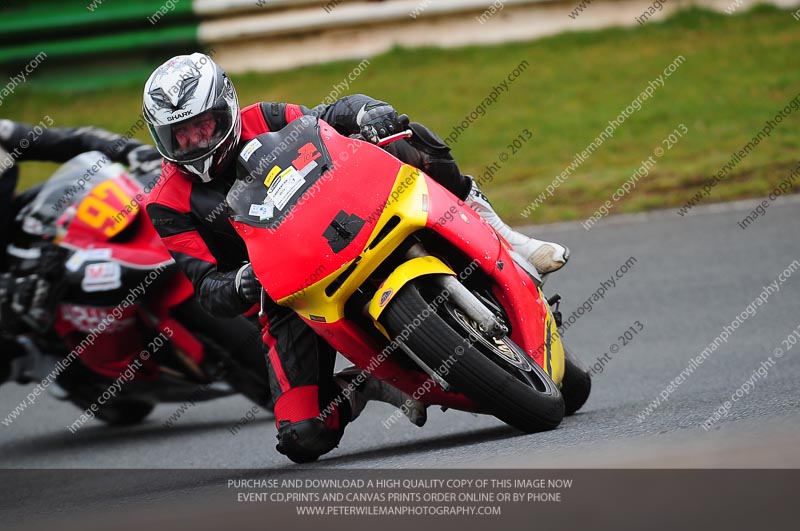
[1,197,798,528]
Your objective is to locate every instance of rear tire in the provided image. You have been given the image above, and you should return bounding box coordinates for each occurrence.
[93,400,155,426]
[172,298,273,412]
[561,347,591,416]
[197,332,274,412]
[382,278,564,433]
[60,362,154,426]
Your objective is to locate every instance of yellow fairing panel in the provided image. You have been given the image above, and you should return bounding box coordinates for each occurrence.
[276,165,429,323]
[544,304,565,386]
[368,256,455,322]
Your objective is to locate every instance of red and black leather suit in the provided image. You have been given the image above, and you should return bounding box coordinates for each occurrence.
[145,94,469,462]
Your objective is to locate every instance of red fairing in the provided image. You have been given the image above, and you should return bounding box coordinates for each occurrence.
[54,305,157,380]
[232,120,550,412]
[62,173,174,270]
[235,122,405,301]
[56,167,199,380]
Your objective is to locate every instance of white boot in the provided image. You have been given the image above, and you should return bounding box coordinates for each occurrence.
[465,178,569,275]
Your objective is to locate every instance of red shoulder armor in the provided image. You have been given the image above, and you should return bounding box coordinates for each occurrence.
[241,103,270,141]
[145,160,193,214]
[285,104,304,123]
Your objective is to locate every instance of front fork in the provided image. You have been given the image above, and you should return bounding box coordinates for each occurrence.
[368,243,509,339]
[406,244,509,338]
[363,243,511,391]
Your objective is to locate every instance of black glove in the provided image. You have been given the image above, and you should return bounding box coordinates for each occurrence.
[0,272,52,329]
[126,145,162,175]
[235,263,262,305]
[356,102,409,144]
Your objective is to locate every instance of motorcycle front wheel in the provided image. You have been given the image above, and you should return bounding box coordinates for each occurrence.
[382,278,564,433]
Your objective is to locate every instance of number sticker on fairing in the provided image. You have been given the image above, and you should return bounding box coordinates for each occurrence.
[81,261,122,292]
[249,199,275,221]
[75,180,136,237]
[66,248,113,272]
[240,138,262,162]
[268,167,306,210]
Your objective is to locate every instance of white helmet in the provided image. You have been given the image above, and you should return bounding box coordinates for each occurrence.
[143,53,241,182]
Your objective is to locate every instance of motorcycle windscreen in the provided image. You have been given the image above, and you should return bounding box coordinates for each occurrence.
[228,116,408,302]
[227,116,332,230]
[17,151,126,239]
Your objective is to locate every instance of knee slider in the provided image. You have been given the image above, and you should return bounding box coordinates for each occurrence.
[275,418,343,463]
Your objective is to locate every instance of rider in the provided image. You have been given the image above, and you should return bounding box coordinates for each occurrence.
[1,119,271,411]
[0,119,161,386]
[0,119,160,326]
[142,53,569,462]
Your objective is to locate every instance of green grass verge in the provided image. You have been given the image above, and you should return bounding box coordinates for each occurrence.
[6,6,799,224]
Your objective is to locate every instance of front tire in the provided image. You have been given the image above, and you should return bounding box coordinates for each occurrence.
[382,278,564,433]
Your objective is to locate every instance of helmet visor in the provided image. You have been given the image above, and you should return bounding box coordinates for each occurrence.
[149,107,233,164]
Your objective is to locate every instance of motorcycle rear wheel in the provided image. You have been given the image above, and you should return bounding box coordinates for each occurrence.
[562,347,591,416]
[382,278,564,433]
[92,399,155,426]
[197,332,274,412]
[173,299,273,412]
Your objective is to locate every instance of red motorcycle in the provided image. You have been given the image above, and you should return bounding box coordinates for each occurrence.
[228,117,590,434]
[5,153,271,425]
